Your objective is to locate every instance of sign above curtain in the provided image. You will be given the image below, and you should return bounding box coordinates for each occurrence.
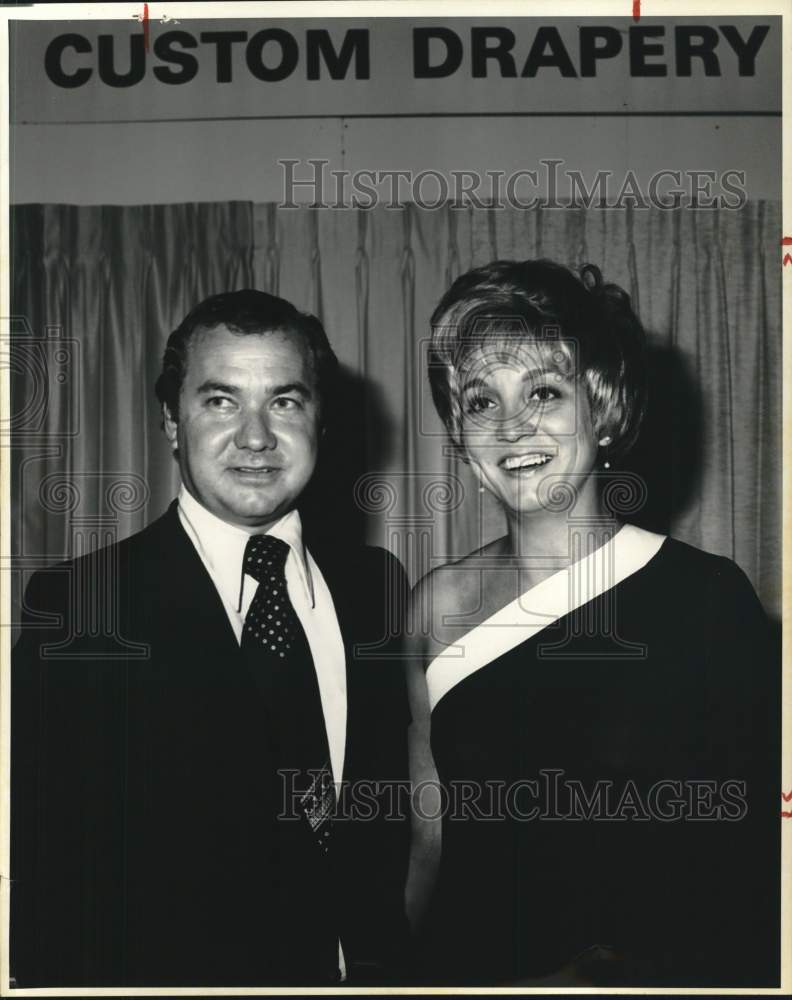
[11,17,780,123]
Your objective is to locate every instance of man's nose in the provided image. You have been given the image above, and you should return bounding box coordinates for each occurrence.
[234,409,277,451]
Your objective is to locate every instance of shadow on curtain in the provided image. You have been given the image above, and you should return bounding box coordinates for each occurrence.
[9,201,782,628]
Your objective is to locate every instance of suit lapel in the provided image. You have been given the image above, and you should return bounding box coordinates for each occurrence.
[141,501,241,660]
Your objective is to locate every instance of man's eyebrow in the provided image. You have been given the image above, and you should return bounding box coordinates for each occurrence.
[194,380,313,398]
[196,380,238,395]
[270,382,312,399]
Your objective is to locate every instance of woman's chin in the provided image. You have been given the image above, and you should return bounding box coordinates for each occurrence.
[492,489,545,516]
[479,473,540,509]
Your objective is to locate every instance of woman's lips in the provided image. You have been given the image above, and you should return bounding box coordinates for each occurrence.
[499,452,555,474]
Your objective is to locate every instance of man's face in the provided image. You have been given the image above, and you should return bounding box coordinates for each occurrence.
[164,324,321,530]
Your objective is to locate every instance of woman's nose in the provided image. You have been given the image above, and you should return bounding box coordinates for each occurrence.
[495,402,538,442]
[235,409,277,451]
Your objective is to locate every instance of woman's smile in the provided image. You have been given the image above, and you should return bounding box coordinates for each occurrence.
[499,451,556,474]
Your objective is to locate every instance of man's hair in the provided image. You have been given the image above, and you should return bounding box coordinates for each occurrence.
[428,259,647,460]
[155,289,339,420]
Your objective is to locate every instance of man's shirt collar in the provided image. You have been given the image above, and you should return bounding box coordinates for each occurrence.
[177,485,315,608]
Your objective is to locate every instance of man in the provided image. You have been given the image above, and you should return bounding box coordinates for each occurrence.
[11,290,411,987]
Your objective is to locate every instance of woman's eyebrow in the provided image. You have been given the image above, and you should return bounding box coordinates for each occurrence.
[460,376,488,392]
[461,366,556,393]
[521,367,556,382]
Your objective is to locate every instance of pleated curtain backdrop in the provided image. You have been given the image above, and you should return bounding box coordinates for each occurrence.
[9,201,782,624]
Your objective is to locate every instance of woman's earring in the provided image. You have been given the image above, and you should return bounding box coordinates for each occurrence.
[598,435,612,470]
[479,486,485,494]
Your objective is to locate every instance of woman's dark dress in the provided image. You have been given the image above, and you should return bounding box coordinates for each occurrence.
[421,529,779,987]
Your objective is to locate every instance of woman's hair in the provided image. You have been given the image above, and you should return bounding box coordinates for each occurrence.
[428,259,647,460]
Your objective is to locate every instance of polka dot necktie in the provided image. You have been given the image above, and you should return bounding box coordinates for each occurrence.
[241,533,335,854]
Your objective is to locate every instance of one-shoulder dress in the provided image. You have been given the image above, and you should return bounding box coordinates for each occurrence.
[419,525,779,987]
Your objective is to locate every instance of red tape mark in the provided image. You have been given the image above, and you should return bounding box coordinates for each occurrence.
[782,790,792,802]
[781,237,792,245]
[142,2,150,52]
[782,791,792,816]
[632,0,640,21]
[783,254,792,267]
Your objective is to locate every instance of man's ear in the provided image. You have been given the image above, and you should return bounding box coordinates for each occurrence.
[162,403,178,451]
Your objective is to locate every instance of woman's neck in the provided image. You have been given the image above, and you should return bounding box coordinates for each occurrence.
[498,501,622,588]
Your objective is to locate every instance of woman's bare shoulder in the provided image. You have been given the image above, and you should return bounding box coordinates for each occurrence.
[413,539,499,605]
[410,538,505,655]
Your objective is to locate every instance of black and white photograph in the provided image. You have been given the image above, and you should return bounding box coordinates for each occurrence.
[0,1,787,993]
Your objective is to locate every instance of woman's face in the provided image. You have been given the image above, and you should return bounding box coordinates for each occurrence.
[457,340,600,516]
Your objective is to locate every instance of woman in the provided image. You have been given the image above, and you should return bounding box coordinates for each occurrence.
[406,260,779,987]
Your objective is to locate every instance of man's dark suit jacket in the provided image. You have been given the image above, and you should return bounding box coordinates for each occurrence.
[11,502,411,987]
